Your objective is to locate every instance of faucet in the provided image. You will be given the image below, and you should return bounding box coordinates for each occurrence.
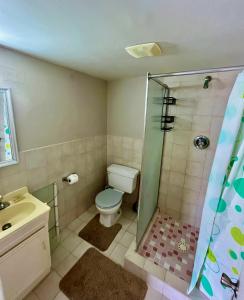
[0,195,10,210]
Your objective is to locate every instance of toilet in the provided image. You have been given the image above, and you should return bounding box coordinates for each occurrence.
[95,164,139,227]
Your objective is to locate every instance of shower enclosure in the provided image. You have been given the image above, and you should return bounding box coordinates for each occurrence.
[136,78,168,245]
[136,66,244,298]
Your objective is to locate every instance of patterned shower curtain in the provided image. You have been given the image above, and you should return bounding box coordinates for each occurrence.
[188,71,244,299]
[3,95,12,160]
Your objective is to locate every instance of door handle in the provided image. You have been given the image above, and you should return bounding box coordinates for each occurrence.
[220,273,239,298]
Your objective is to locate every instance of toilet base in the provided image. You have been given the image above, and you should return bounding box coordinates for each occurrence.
[99,208,122,227]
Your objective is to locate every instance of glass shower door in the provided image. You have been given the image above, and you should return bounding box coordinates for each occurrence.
[136,79,167,246]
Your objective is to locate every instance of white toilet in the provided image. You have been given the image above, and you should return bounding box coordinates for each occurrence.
[95,164,139,227]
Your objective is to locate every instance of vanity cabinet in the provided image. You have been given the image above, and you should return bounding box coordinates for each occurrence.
[0,226,51,300]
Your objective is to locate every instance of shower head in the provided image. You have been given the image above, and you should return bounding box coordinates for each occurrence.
[203,76,212,89]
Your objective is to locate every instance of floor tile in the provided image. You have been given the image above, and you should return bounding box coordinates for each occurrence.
[119,231,135,248]
[126,251,145,269]
[144,260,166,281]
[114,228,126,242]
[72,240,92,258]
[165,271,188,294]
[54,254,78,277]
[34,271,61,300]
[78,211,94,223]
[59,228,72,241]
[51,245,70,268]
[54,291,69,300]
[122,208,137,221]
[161,296,170,300]
[24,292,39,300]
[61,233,81,252]
[74,221,87,235]
[119,216,132,230]
[67,217,83,231]
[127,221,137,235]
[87,204,97,214]
[103,240,118,257]
[110,244,128,266]
[144,286,164,300]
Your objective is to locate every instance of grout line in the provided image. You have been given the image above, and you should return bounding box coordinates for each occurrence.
[21,135,107,153]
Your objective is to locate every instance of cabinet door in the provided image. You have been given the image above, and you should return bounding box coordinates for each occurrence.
[0,227,51,300]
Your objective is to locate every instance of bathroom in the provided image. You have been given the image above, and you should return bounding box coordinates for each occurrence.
[0,1,244,300]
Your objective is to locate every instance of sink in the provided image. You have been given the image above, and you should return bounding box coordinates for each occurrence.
[0,187,50,242]
[0,187,51,300]
[0,202,36,231]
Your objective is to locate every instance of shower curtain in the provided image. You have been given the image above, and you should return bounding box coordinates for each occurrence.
[3,96,12,160]
[188,71,244,299]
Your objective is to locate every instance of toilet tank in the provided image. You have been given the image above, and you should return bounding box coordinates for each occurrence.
[107,164,139,194]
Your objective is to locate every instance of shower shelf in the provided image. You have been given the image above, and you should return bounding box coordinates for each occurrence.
[163,96,176,105]
[161,116,174,123]
[161,96,177,132]
[161,116,174,131]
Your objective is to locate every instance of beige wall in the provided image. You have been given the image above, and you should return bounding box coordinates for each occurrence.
[0,47,107,228]
[106,76,146,171]
[158,70,239,227]
[0,46,107,151]
[106,77,147,206]
[107,76,147,139]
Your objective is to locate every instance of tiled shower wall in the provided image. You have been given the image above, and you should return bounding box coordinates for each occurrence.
[158,71,239,227]
[0,136,107,228]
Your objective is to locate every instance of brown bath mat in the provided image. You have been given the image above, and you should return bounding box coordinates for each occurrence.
[60,248,147,300]
[78,214,122,251]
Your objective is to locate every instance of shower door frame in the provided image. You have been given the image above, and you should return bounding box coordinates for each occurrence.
[136,74,169,248]
[148,65,244,79]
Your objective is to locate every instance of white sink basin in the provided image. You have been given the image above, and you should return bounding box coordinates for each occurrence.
[0,202,36,232]
[0,187,50,242]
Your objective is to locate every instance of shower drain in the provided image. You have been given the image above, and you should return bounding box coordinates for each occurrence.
[177,239,189,253]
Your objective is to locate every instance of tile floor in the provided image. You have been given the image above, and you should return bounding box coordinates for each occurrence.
[25,205,168,300]
[138,213,199,282]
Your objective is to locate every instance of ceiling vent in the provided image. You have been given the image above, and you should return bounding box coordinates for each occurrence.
[125,42,161,58]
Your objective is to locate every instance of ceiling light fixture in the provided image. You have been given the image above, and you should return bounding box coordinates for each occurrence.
[125,42,161,58]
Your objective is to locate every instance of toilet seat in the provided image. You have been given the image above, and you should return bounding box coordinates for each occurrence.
[95,188,123,209]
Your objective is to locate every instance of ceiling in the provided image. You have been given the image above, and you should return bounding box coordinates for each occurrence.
[0,0,244,80]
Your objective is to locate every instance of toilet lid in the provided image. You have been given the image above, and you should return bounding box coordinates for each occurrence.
[95,189,123,209]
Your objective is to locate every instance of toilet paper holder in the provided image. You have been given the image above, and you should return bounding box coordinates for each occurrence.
[62,173,79,184]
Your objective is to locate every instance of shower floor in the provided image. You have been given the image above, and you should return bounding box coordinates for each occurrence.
[138,213,199,282]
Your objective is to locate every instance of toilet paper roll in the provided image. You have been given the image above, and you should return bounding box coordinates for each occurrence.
[66,174,79,185]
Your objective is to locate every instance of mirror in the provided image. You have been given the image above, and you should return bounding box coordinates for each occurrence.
[0,89,19,167]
